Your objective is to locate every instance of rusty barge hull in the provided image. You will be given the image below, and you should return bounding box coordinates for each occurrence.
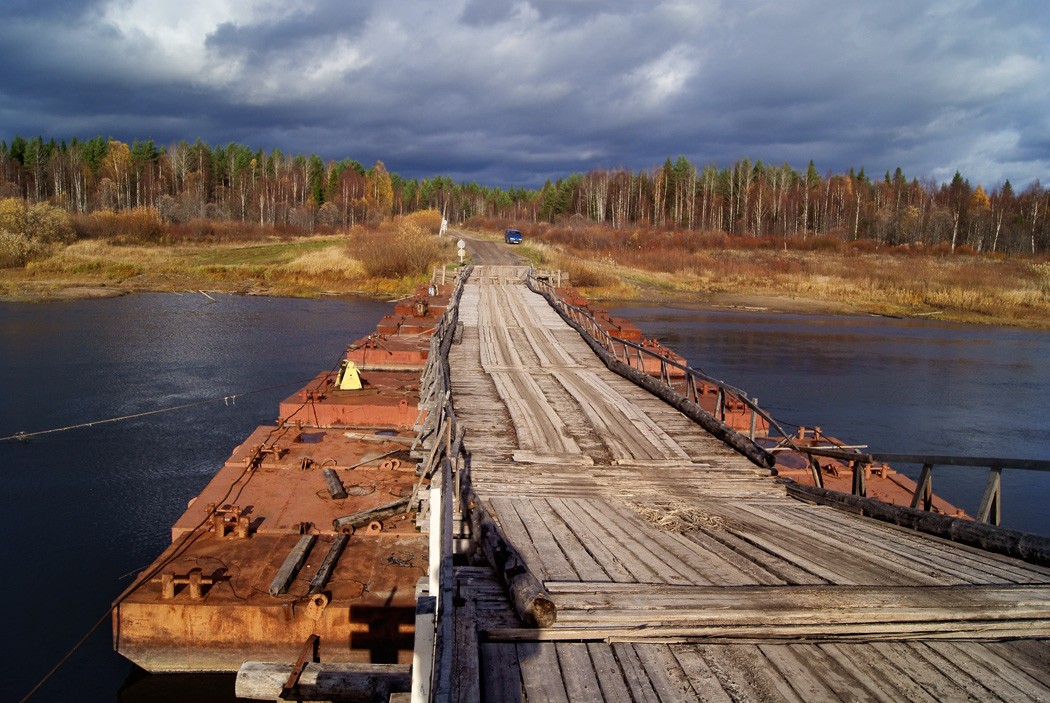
[113,285,453,673]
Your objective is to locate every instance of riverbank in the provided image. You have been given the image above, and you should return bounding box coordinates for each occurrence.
[518,240,1050,329]
[4,227,1048,329]
[0,235,447,303]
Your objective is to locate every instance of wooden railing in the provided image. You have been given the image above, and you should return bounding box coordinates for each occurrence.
[526,268,797,469]
[798,446,1050,527]
[528,268,1050,533]
[412,265,554,702]
[527,268,790,441]
[410,265,470,703]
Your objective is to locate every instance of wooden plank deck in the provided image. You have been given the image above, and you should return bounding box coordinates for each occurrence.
[446,266,1050,701]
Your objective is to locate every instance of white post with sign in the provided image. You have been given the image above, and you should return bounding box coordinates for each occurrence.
[457,239,466,264]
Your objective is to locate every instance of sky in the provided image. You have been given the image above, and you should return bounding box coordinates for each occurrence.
[1,0,1048,190]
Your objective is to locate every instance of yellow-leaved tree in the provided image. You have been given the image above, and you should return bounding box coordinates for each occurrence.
[366,161,393,221]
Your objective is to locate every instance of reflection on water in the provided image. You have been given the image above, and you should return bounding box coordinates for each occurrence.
[612,305,1050,537]
[0,293,389,702]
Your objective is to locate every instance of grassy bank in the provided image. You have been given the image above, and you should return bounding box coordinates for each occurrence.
[0,210,458,301]
[505,225,1050,328]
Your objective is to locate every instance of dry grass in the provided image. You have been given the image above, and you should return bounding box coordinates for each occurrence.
[347,213,452,279]
[504,221,1050,327]
[626,500,726,533]
[10,225,456,299]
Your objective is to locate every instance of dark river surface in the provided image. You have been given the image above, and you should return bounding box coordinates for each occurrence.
[0,293,390,702]
[1,293,1048,701]
[610,304,1050,538]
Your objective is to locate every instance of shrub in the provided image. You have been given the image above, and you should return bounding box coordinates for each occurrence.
[0,231,46,267]
[399,209,443,235]
[348,220,449,278]
[73,208,164,243]
[0,198,75,266]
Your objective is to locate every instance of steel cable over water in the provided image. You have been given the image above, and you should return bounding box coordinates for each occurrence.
[0,377,324,443]
[17,349,352,701]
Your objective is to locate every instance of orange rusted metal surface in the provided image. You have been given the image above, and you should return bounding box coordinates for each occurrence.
[279,370,423,430]
[113,282,449,673]
[346,335,431,371]
[115,532,424,671]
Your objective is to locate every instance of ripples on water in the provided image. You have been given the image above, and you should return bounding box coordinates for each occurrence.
[0,293,389,702]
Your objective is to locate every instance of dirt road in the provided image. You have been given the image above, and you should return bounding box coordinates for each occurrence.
[449,229,525,266]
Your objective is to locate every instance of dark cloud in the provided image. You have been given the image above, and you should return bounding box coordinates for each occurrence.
[1,0,1047,189]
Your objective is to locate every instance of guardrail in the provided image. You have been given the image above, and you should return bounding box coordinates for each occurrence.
[526,268,799,469]
[410,265,470,703]
[527,268,1050,532]
[527,268,789,440]
[797,446,1050,527]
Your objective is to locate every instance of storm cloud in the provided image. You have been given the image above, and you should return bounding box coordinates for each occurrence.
[1,0,1047,188]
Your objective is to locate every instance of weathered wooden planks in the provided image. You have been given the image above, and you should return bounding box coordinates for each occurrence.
[446,267,1050,701]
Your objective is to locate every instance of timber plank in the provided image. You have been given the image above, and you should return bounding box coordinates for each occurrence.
[479,644,522,703]
[986,640,1050,688]
[757,644,848,702]
[510,498,580,581]
[554,644,603,703]
[768,501,1050,585]
[632,644,699,700]
[682,526,827,585]
[668,647,733,703]
[516,643,570,703]
[868,641,976,701]
[561,498,664,583]
[925,641,1047,702]
[731,501,961,587]
[584,644,634,702]
[669,527,786,586]
[699,644,805,703]
[909,641,1007,701]
[547,497,635,582]
[572,498,699,585]
[487,496,555,580]
[818,643,934,703]
[452,595,480,703]
[530,499,610,582]
[610,643,660,703]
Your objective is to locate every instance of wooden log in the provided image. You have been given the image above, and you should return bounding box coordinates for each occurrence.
[526,278,775,470]
[309,534,349,595]
[269,534,317,596]
[236,661,410,702]
[786,482,1050,567]
[323,468,348,500]
[332,497,410,533]
[463,485,557,628]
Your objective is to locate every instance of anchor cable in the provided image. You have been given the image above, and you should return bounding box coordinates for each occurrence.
[0,377,322,443]
[18,351,350,700]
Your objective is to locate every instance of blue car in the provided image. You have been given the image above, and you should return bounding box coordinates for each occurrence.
[505,228,523,244]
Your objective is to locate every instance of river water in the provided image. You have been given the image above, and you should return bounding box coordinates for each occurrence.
[611,305,1050,537]
[1,294,1048,701]
[0,293,389,702]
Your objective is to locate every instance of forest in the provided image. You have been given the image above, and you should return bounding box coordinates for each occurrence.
[1,134,1048,255]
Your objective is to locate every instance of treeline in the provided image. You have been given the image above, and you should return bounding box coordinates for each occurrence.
[2,135,1048,254]
[538,159,1050,255]
[0,135,538,229]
